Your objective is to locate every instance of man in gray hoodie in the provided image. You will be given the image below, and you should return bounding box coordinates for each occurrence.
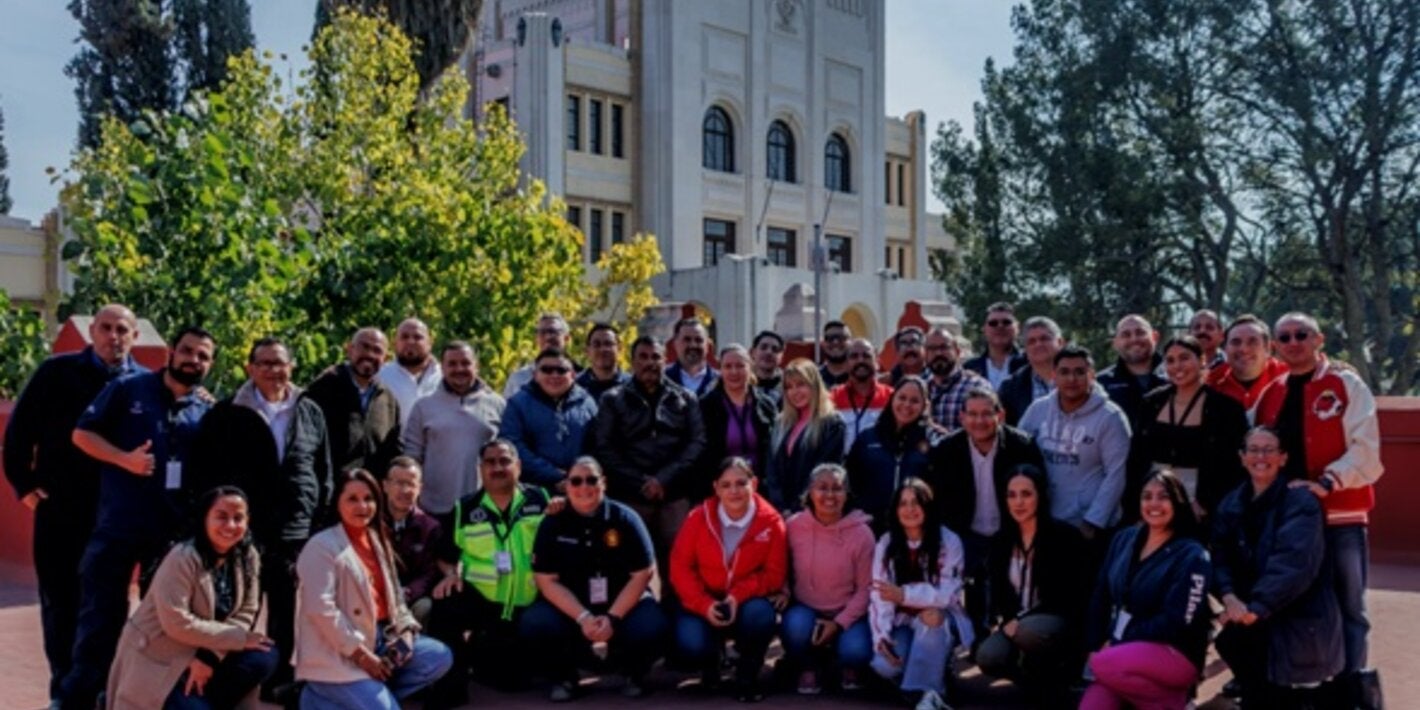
[1016,345,1132,544]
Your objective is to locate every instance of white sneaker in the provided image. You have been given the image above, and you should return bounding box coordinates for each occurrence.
[914,689,952,710]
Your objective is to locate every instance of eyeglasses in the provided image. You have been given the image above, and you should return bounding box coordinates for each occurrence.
[810,485,845,495]
[824,333,848,342]
[1276,330,1311,344]
[986,318,1015,328]
[538,365,571,375]
[1243,446,1281,456]
[897,338,923,348]
[252,359,290,369]
[567,474,601,487]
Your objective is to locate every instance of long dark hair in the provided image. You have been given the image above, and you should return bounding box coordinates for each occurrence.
[873,376,930,453]
[192,486,258,612]
[1142,469,1202,540]
[332,469,399,568]
[885,478,944,586]
[1001,463,1053,545]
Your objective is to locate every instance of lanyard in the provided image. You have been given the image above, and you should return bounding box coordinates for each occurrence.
[847,387,874,437]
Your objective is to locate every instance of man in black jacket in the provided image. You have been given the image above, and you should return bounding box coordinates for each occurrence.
[186,337,332,700]
[927,389,1044,636]
[3,304,142,704]
[1096,314,1166,430]
[305,326,402,476]
[998,316,1064,426]
[963,302,1028,390]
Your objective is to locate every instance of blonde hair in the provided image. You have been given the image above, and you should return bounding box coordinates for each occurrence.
[774,358,836,450]
[718,343,757,388]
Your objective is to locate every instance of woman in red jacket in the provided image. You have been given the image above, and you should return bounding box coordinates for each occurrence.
[670,456,788,703]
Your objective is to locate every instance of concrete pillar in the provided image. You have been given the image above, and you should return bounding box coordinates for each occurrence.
[513,13,566,197]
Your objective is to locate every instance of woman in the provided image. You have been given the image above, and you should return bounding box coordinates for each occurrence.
[764,359,846,512]
[868,478,971,710]
[846,376,935,530]
[975,465,1086,696]
[670,457,788,703]
[1081,471,1213,710]
[1211,428,1342,706]
[781,463,876,695]
[698,344,777,499]
[106,487,277,710]
[296,469,453,709]
[1128,335,1249,520]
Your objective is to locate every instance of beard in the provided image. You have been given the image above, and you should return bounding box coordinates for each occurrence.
[851,362,874,381]
[169,363,205,386]
[928,356,955,376]
[826,352,847,364]
[396,351,428,368]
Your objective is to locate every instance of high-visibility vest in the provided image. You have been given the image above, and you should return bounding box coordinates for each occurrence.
[453,485,547,619]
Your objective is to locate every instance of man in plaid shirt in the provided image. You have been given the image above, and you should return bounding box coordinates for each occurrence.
[925,328,991,432]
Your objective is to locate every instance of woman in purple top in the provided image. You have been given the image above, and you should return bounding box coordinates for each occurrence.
[698,345,776,501]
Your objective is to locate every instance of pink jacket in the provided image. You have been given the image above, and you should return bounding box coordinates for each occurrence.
[786,509,875,629]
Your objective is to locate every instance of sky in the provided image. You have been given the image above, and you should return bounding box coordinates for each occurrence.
[0,0,1016,221]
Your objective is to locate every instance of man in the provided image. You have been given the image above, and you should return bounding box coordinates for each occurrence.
[927,389,1044,636]
[504,313,573,397]
[882,326,928,385]
[1188,309,1225,369]
[185,336,332,700]
[403,340,505,517]
[576,323,631,401]
[665,317,719,397]
[830,337,893,452]
[924,327,990,433]
[526,456,667,701]
[4,304,143,704]
[750,330,785,402]
[1016,345,1131,543]
[384,456,443,625]
[379,318,442,426]
[1096,314,1166,429]
[593,336,706,573]
[426,440,550,705]
[502,348,599,491]
[61,327,216,709]
[1254,313,1384,706]
[1205,314,1289,410]
[306,326,402,475]
[818,320,853,388]
[998,316,1065,426]
[963,302,1028,389]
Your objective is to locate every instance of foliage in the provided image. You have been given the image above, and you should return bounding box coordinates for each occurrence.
[580,233,667,368]
[0,290,50,400]
[61,10,599,392]
[314,0,484,95]
[0,100,10,214]
[174,0,255,97]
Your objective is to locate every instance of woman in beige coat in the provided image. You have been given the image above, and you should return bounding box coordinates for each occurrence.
[105,486,277,710]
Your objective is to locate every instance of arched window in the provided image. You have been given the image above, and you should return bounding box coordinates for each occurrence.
[703,107,734,172]
[767,120,796,182]
[825,132,851,192]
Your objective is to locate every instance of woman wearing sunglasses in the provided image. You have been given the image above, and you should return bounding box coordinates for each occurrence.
[523,456,669,701]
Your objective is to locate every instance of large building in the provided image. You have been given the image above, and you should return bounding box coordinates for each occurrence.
[467,0,953,345]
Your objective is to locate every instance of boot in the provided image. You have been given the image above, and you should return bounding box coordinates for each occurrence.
[1353,669,1384,710]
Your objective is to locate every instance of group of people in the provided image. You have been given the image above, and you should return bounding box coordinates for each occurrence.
[2,302,1385,709]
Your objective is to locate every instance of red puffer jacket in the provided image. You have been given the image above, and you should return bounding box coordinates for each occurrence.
[670,493,788,617]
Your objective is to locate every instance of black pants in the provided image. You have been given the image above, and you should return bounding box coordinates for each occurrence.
[426,588,529,703]
[33,499,95,701]
[260,538,304,689]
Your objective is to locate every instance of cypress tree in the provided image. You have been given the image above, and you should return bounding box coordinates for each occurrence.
[66,0,175,149]
[174,0,255,97]
[0,101,11,215]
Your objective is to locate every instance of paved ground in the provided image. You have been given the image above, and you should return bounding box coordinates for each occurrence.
[1,563,1414,709]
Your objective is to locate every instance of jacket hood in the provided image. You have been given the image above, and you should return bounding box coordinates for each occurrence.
[789,508,872,534]
[1042,381,1110,415]
[695,492,781,534]
[232,379,305,411]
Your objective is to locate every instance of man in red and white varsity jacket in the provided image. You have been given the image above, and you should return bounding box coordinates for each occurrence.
[1253,312,1384,702]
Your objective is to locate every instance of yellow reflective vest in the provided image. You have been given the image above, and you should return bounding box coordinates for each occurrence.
[452,484,548,620]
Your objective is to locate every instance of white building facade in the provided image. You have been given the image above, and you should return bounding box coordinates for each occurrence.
[467,0,952,346]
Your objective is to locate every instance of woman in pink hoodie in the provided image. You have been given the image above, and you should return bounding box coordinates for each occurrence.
[781,463,876,695]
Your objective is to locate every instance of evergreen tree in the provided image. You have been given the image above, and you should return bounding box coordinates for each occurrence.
[174,0,254,97]
[315,0,483,93]
[66,0,175,149]
[0,101,11,214]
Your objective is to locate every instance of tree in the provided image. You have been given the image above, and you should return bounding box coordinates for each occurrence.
[578,234,667,368]
[0,101,11,214]
[173,0,254,96]
[0,289,50,399]
[314,0,483,95]
[66,0,175,149]
[61,10,606,391]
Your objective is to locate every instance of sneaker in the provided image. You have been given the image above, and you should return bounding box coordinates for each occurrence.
[796,670,821,695]
[549,681,577,703]
[839,667,862,691]
[622,675,647,699]
[914,689,952,710]
[734,680,765,703]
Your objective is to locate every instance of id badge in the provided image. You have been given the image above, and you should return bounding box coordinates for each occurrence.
[494,551,513,575]
[165,460,183,490]
[1111,608,1132,641]
[589,576,609,605]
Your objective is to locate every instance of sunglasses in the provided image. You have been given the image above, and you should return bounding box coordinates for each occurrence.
[824,334,848,342]
[539,365,572,375]
[986,318,1015,327]
[1276,330,1311,344]
[567,474,601,487]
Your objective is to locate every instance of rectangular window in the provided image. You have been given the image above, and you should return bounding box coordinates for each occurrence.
[885,160,893,205]
[590,208,605,262]
[589,99,604,155]
[611,211,625,244]
[898,163,906,206]
[766,227,797,267]
[897,246,907,277]
[703,218,735,266]
[884,245,891,269]
[567,205,582,232]
[611,103,625,158]
[566,95,581,151]
[828,235,852,273]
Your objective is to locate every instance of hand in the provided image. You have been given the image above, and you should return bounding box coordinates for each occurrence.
[640,478,665,502]
[433,573,462,599]
[391,630,417,666]
[192,386,216,404]
[918,608,944,628]
[1221,594,1248,624]
[121,440,155,476]
[1002,619,1020,638]
[811,619,841,647]
[872,579,905,605]
[767,591,789,612]
[588,615,614,643]
[546,496,567,515]
[351,646,392,681]
[21,488,48,511]
[876,638,902,667]
[183,657,214,696]
[1289,479,1329,499]
[1079,522,1099,541]
[243,631,275,651]
[579,613,602,641]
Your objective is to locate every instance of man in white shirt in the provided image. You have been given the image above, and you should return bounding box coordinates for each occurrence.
[378,318,442,426]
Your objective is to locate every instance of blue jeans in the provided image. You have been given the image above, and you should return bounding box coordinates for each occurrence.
[870,620,954,694]
[301,635,452,710]
[163,646,280,710]
[521,596,669,680]
[779,604,873,669]
[675,597,777,683]
[1327,524,1370,672]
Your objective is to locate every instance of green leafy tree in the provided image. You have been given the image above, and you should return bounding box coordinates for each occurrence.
[0,290,50,399]
[315,0,484,95]
[67,0,175,149]
[578,233,667,369]
[0,100,11,214]
[61,10,595,391]
[173,0,254,96]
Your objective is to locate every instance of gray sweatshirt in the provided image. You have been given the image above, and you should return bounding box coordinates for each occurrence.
[1016,384,1132,529]
[402,381,505,515]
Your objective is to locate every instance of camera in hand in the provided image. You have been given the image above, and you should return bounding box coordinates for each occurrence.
[713,600,732,620]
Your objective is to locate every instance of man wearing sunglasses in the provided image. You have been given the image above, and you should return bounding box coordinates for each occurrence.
[402,341,506,518]
[1253,312,1384,709]
[963,302,1028,390]
[502,348,599,493]
[525,457,668,701]
[818,321,854,388]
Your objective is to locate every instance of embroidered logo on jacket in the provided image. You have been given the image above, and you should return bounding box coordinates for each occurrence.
[1312,390,1344,420]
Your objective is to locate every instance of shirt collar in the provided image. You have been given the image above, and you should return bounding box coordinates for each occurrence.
[719,498,757,530]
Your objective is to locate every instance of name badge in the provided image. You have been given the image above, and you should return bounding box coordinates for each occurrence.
[165,460,183,490]
[589,576,609,605]
[494,551,513,575]
[1111,608,1132,641]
